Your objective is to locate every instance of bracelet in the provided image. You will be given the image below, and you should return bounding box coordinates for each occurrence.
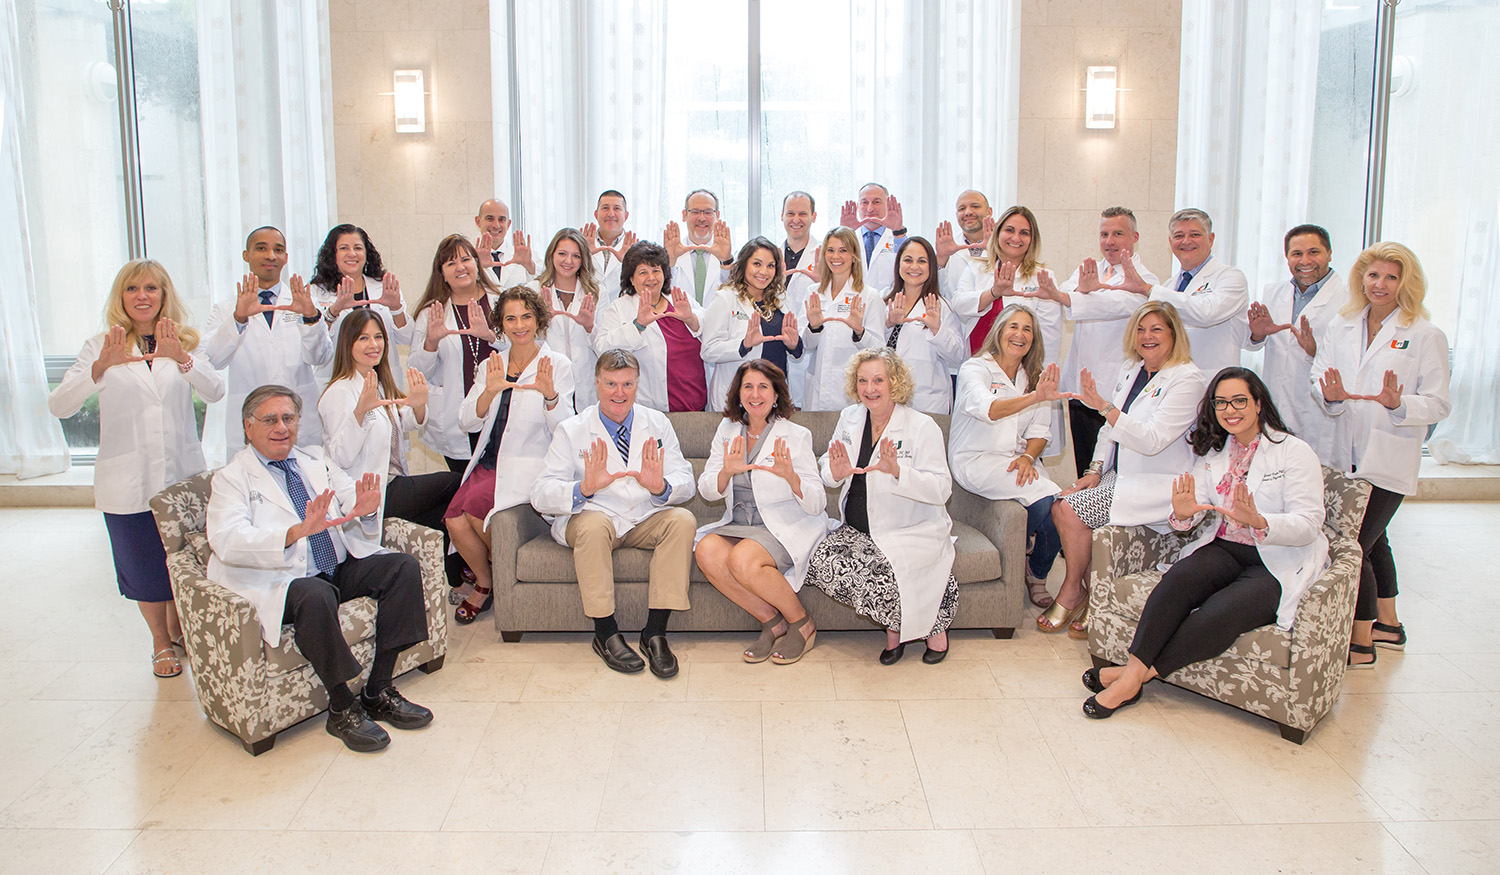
[177,356,194,374]
[543,394,558,404]
[323,308,337,325]
[302,313,322,325]
[893,227,907,236]
[1102,402,1117,415]
[1086,461,1104,475]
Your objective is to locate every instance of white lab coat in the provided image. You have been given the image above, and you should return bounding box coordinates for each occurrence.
[590,235,627,303]
[49,334,226,514]
[525,280,601,411]
[1309,308,1451,496]
[820,403,956,642]
[206,445,385,645]
[800,280,886,412]
[455,343,576,526]
[698,286,807,413]
[406,295,501,460]
[310,276,412,389]
[487,249,533,291]
[591,293,706,413]
[878,287,968,415]
[1241,273,1347,461]
[695,416,830,587]
[316,374,421,520]
[855,225,899,291]
[938,244,987,304]
[1057,254,1161,393]
[1092,360,1208,529]
[782,275,815,409]
[1148,257,1250,376]
[203,283,334,454]
[1174,430,1329,630]
[671,246,729,308]
[531,403,697,545]
[948,356,1061,505]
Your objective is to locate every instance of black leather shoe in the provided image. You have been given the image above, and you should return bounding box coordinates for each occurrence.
[638,634,679,679]
[922,643,948,664]
[361,685,433,730]
[879,642,906,665]
[1082,688,1143,719]
[593,633,645,674]
[1081,667,1105,694]
[326,702,390,752]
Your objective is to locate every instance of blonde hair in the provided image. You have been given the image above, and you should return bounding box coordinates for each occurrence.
[843,347,916,406]
[103,259,200,354]
[816,227,866,297]
[536,228,601,300]
[1344,241,1429,326]
[1123,301,1192,368]
[982,205,1044,281]
[977,303,1045,388]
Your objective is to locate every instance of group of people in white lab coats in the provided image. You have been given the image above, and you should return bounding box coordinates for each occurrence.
[53,182,1448,737]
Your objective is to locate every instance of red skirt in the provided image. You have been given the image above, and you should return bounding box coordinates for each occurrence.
[444,464,498,522]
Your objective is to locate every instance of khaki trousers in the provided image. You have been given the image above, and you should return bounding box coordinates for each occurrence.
[564,507,696,618]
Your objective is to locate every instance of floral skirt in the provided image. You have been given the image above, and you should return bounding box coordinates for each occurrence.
[804,524,958,638]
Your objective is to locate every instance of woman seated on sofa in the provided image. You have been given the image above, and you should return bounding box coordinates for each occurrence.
[694,359,829,664]
[1082,367,1328,718]
[805,348,959,664]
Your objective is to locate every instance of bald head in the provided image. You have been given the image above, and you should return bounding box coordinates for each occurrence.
[475,199,512,241]
[954,190,991,239]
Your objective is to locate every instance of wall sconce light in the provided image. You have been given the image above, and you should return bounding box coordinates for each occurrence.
[393,70,426,133]
[1084,66,1117,129]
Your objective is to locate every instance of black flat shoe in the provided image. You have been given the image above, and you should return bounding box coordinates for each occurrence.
[1372,621,1407,650]
[326,702,390,752]
[361,685,433,730]
[593,633,645,674]
[922,644,948,664]
[639,634,679,679]
[879,642,906,665]
[1347,642,1377,670]
[1082,667,1109,693]
[1082,688,1143,719]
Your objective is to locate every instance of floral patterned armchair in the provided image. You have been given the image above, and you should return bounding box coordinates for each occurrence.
[150,472,448,755]
[1086,467,1370,743]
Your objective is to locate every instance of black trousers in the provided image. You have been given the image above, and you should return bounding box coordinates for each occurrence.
[1069,399,1105,479]
[1129,539,1281,678]
[1354,484,1404,622]
[281,552,428,691]
[385,472,461,532]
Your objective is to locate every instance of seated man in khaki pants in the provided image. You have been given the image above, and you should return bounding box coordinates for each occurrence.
[531,349,697,678]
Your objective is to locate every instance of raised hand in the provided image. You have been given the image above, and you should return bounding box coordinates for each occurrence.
[1033,270,1065,304]
[289,489,338,543]
[632,436,666,495]
[1367,369,1404,409]
[862,438,900,478]
[635,292,663,330]
[354,369,386,420]
[483,352,521,394]
[918,293,942,332]
[842,293,866,333]
[991,260,1017,297]
[743,313,768,349]
[755,437,802,497]
[1318,367,1355,403]
[1118,254,1152,295]
[933,221,964,261]
[979,215,996,246]
[423,301,453,350]
[377,273,404,311]
[827,440,856,482]
[459,300,496,343]
[1077,368,1108,412]
[234,274,276,324]
[1075,257,1102,293]
[722,434,753,477]
[1007,453,1039,486]
[575,292,597,333]
[805,294,826,330]
[886,291,910,328]
[581,438,625,497]
[883,196,904,232]
[582,223,604,253]
[329,274,360,318]
[711,219,732,262]
[504,230,535,273]
[667,286,698,330]
[152,318,189,364]
[476,232,498,269]
[1288,315,1317,357]
[403,368,429,412]
[1171,472,1214,522]
[1034,362,1073,403]
[1247,302,1290,341]
[839,200,858,229]
[779,310,800,347]
[285,274,318,319]
[663,221,686,262]
[92,325,137,378]
[532,356,556,400]
[617,230,639,257]
[1215,480,1266,530]
[327,472,384,524]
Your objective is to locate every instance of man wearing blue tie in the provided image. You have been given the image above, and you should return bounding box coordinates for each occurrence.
[206,385,433,752]
[839,182,907,292]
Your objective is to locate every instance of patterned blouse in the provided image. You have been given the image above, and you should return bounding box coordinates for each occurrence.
[1170,434,1267,545]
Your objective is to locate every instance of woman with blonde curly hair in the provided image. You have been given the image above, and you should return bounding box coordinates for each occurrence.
[1311,241,1450,668]
[48,260,225,678]
[805,348,959,664]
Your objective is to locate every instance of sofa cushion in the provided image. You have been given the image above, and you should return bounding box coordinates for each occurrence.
[1104,570,1291,669]
[951,521,1001,585]
[262,596,377,675]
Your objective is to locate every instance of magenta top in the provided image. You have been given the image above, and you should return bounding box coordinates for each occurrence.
[658,302,707,412]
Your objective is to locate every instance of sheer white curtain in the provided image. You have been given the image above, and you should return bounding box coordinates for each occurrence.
[847,0,1019,233]
[0,0,69,479]
[1428,46,1500,465]
[1176,0,1321,287]
[196,0,336,463]
[513,0,668,242]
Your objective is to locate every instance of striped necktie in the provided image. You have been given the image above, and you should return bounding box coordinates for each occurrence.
[614,421,631,463]
[268,458,339,578]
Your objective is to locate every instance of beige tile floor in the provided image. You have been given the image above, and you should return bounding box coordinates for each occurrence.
[1,503,1497,874]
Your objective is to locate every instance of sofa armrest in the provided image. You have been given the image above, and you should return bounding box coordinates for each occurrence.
[949,487,1026,584]
[167,551,272,740]
[488,504,551,630]
[1290,534,1362,657]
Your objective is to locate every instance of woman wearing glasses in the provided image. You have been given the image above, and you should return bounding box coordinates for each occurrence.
[1081,367,1328,718]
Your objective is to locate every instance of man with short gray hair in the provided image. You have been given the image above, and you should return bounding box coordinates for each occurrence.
[666,189,732,306]
[531,350,697,679]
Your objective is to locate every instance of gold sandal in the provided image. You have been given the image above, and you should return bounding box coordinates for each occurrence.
[1067,605,1090,640]
[1037,597,1085,634]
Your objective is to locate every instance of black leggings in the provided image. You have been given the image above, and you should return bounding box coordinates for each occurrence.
[1069,399,1105,479]
[386,472,465,584]
[1129,538,1281,678]
[1354,485,1404,622]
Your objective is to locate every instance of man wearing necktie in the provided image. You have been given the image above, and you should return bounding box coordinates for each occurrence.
[473,197,535,289]
[933,189,993,296]
[668,189,733,306]
[531,349,697,679]
[839,182,907,292]
[1050,207,1163,475]
[206,385,433,753]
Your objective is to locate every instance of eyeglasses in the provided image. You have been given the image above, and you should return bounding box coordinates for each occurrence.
[685,208,718,217]
[1211,397,1251,411]
[253,414,302,427]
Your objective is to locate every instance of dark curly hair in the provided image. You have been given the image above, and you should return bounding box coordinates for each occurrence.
[722,359,795,424]
[311,224,384,290]
[1188,367,1294,456]
[488,284,553,341]
[619,241,672,297]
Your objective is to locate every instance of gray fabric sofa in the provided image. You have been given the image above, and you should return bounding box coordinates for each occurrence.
[486,410,1025,640]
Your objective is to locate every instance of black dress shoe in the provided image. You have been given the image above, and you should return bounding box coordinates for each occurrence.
[1081,667,1105,694]
[361,685,434,730]
[638,634,679,679]
[879,642,906,665]
[922,645,948,664]
[326,702,390,752]
[593,633,645,674]
[1082,688,1143,719]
